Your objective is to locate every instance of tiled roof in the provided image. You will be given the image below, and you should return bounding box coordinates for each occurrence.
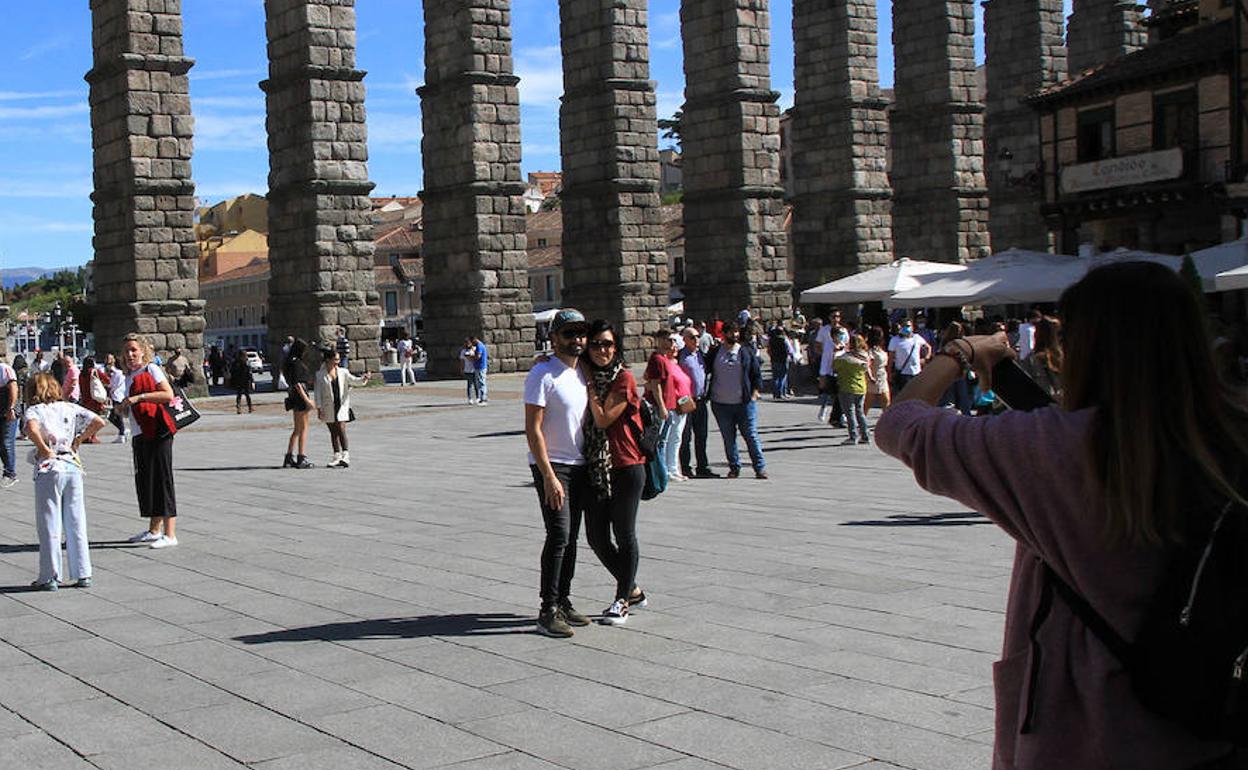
[200,257,269,286]
[1027,19,1231,106]
[528,245,562,270]
[375,223,423,254]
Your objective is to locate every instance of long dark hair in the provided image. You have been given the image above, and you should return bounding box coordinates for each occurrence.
[1031,316,1062,372]
[582,319,625,370]
[1061,261,1248,545]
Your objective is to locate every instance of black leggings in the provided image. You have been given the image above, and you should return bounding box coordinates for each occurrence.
[327,422,348,452]
[235,386,252,409]
[107,408,125,435]
[585,464,645,601]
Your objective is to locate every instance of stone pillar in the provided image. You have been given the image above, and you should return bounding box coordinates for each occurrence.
[87,0,205,393]
[262,0,380,374]
[559,0,669,358]
[791,0,894,294]
[1066,0,1146,74]
[679,0,791,323]
[891,0,990,263]
[419,0,534,378]
[984,0,1066,251]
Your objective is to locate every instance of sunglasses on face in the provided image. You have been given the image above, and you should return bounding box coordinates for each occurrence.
[588,340,615,351]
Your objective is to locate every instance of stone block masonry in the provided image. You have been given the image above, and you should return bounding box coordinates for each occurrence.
[791,0,894,294]
[262,0,381,375]
[559,0,669,361]
[891,0,991,264]
[87,0,206,394]
[679,0,792,325]
[419,0,534,378]
[1067,0,1146,75]
[984,0,1066,252]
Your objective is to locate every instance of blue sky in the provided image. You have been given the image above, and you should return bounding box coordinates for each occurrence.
[0,1,1073,272]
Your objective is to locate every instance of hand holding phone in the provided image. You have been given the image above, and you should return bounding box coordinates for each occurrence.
[989,359,1055,411]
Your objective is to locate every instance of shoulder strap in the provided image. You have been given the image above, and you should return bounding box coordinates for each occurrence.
[1043,563,1132,662]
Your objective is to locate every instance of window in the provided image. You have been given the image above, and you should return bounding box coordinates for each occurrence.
[1154,89,1197,152]
[537,238,548,247]
[544,275,555,302]
[1077,107,1115,163]
[385,290,398,316]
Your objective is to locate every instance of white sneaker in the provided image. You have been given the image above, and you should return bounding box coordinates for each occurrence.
[112,435,126,444]
[816,406,829,423]
[128,530,160,543]
[601,599,629,626]
[149,535,178,549]
[326,452,341,468]
[0,476,18,490]
[337,451,350,468]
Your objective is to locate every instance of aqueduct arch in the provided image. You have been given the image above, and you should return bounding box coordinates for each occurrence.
[81,0,1137,380]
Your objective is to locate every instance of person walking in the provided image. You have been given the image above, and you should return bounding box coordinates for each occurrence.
[864,327,891,416]
[472,335,489,405]
[314,347,369,468]
[229,349,254,414]
[459,338,480,404]
[76,356,108,443]
[281,338,316,469]
[887,317,930,392]
[59,350,80,404]
[103,353,129,443]
[877,261,1245,770]
[677,326,717,479]
[0,354,18,488]
[706,321,767,479]
[23,372,105,590]
[834,334,871,445]
[397,330,417,386]
[582,319,648,625]
[767,322,791,400]
[119,333,179,549]
[814,312,846,426]
[643,331,678,481]
[524,309,593,638]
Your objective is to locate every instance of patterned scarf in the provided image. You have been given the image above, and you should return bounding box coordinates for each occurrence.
[584,360,624,501]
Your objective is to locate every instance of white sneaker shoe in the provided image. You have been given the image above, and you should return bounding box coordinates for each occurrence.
[0,476,18,490]
[816,406,829,423]
[112,435,126,444]
[149,535,178,549]
[128,530,160,543]
[601,598,629,626]
[337,451,350,468]
[326,452,341,468]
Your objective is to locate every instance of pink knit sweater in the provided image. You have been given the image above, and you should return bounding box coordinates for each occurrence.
[876,400,1235,770]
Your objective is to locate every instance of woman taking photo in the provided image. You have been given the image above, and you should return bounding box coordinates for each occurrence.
[314,347,369,468]
[119,333,179,549]
[877,262,1244,769]
[281,338,315,469]
[582,320,647,625]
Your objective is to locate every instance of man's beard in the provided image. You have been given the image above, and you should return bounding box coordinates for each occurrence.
[558,340,584,357]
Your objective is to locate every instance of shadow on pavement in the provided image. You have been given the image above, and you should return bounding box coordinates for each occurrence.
[0,539,147,555]
[469,430,526,439]
[841,512,990,527]
[178,465,285,472]
[233,613,534,644]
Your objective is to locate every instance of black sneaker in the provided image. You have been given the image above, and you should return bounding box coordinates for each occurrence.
[536,607,573,638]
[294,456,314,469]
[726,468,740,479]
[557,600,590,627]
[282,454,296,468]
[627,589,648,609]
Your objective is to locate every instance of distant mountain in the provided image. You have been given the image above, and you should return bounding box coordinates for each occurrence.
[2,267,73,290]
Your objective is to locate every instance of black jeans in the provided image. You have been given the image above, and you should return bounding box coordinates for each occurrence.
[679,397,711,474]
[585,464,644,601]
[531,463,590,609]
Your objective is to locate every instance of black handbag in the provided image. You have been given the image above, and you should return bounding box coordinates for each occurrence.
[164,384,201,430]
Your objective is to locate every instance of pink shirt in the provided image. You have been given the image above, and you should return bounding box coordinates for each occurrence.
[876,400,1234,770]
[668,356,692,402]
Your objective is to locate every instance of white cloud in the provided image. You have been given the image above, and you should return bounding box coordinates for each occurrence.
[193,112,266,151]
[0,90,82,102]
[191,68,265,82]
[194,179,268,199]
[652,11,680,50]
[19,36,72,62]
[193,96,264,110]
[0,178,92,199]
[655,90,683,122]
[0,213,91,234]
[515,46,564,108]
[367,111,422,150]
[0,104,88,120]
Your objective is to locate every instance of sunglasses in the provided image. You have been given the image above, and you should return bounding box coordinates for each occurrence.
[588,340,615,350]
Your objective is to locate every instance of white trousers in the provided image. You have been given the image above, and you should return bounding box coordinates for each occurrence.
[34,463,91,583]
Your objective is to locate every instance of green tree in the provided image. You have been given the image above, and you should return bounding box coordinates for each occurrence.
[658,110,683,149]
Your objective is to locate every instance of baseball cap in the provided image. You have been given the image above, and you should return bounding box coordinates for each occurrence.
[549,308,587,336]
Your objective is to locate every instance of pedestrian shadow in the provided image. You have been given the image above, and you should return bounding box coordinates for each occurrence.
[841,512,990,527]
[233,613,534,644]
[0,540,151,554]
[178,465,285,472]
[470,430,526,439]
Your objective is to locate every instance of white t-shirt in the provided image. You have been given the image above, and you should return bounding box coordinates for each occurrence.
[0,362,15,393]
[815,325,839,376]
[888,335,927,375]
[524,357,588,466]
[1018,322,1036,360]
[107,366,128,402]
[124,363,167,436]
[23,401,96,459]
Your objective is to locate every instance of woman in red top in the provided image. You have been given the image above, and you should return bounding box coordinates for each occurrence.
[76,357,106,443]
[583,320,648,626]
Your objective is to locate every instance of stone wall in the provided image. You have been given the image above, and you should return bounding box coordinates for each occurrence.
[679,0,792,324]
[1067,0,1147,74]
[891,0,990,264]
[791,0,894,293]
[984,0,1066,252]
[87,0,205,392]
[262,0,381,374]
[419,0,534,378]
[558,0,669,359]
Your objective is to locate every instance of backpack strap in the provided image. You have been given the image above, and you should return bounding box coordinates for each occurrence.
[1043,563,1133,662]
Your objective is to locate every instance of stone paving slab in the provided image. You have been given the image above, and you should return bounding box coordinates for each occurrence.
[0,375,1012,769]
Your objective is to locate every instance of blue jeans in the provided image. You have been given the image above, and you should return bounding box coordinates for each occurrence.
[465,373,480,401]
[710,400,765,473]
[474,370,488,402]
[34,460,91,583]
[838,392,869,442]
[771,360,789,399]
[0,416,15,478]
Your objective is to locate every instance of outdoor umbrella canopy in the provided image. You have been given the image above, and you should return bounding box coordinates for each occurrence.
[1190,239,1248,291]
[885,249,1084,308]
[1215,263,1248,292]
[798,257,967,304]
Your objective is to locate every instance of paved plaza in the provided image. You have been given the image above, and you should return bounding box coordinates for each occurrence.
[0,376,1013,770]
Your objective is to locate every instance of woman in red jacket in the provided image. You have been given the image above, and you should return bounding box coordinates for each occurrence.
[118,334,178,549]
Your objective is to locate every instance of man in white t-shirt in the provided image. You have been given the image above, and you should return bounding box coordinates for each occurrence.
[887,318,931,391]
[0,355,18,487]
[524,308,592,639]
[813,310,846,425]
[397,331,416,386]
[1017,309,1041,360]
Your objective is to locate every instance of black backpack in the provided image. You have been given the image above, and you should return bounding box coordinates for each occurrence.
[1043,502,1248,745]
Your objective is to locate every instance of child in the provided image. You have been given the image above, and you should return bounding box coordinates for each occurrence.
[22,372,105,590]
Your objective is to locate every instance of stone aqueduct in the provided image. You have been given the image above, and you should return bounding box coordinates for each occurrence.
[75,0,1133,381]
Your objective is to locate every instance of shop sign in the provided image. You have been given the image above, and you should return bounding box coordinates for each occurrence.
[1060,148,1183,194]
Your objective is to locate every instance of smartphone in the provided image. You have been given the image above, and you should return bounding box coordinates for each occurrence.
[990,359,1055,411]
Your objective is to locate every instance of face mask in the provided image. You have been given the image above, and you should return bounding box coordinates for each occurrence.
[901,327,913,337]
